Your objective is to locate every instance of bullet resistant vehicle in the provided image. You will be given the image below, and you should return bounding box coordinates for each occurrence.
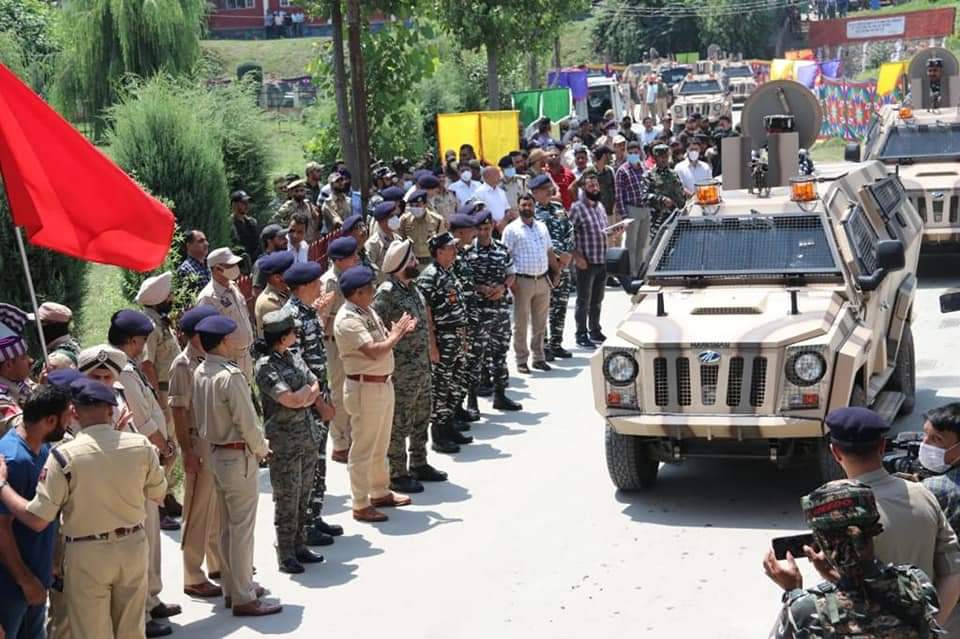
[672,73,733,121]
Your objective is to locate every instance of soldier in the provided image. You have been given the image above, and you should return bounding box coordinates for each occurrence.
[342,214,373,269]
[398,188,447,267]
[530,174,575,361]
[304,161,324,207]
[197,247,255,382]
[643,143,686,242]
[470,210,522,411]
[33,302,81,375]
[273,179,322,243]
[321,171,351,235]
[449,208,484,425]
[229,190,260,268]
[0,378,167,639]
[253,251,295,335]
[319,237,360,464]
[373,240,448,493]
[282,262,339,546]
[366,200,402,284]
[193,315,280,616]
[168,306,224,601]
[0,304,35,436]
[254,308,327,573]
[251,224,289,299]
[417,232,473,453]
[764,480,942,637]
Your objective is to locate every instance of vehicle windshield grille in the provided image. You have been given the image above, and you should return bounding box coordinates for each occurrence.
[650,214,841,278]
[724,68,754,78]
[679,80,722,95]
[879,124,960,160]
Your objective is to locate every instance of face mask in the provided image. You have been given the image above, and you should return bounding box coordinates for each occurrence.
[460,171,472,183]
[688,150,700,162]
[403,180,413,191]
[919,441,960,473]
[586,191,602,202]
[503,167,516,179]
[627,153,641,166]
[387,216,401,231]
[409,206,425,218]
[222,265,240,281]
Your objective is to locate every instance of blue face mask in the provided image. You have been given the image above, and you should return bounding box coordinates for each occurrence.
[503,167,517,179]
[627,153,642,165]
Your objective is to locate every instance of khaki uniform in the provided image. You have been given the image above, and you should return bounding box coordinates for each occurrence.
[27,423,166,639]
[254,284,289,336]
[274,199,321,243]
[501,174,529,211]
[429,189,458,222]
[142,307,181,493]
[169,344,223,586]
[319,265,350,451]
[364,229,397,285]
[197,279,255,381]
[321,193,351,235]
[398,208,447,265]
[333,301,395,510]
[193,354,268,607]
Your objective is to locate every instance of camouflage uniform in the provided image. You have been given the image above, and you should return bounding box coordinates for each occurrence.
[643,166,685,240]
[453,244,482,393]
[469,238,514,392]
[535,201,574,352]
[282,295,330,531]
[272,199,321,243]
[256,350,321,561]
[34,335,82,375]
[372,277,432,478]
[321,193,351,235]
[0,376,35,437]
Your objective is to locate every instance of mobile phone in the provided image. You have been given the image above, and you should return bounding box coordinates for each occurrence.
[772,533,818,560]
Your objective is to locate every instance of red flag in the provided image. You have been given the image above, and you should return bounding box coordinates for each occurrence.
[0,63,174,272]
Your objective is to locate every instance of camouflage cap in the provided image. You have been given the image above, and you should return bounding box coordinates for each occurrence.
[801,479,880,533]
[652,143,670,155]
[261,308,298,335]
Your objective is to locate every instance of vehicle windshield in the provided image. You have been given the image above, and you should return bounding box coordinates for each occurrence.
[587,86,613,124]
[649,214,842,279]
[724,67,754,79]
[878,124,960,160]
[661,67,691,85]
[679,80,723,95]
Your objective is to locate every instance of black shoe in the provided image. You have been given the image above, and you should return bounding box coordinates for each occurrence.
[532,360,552,371]
[295,548,325,564]
[466,392,481,418]
[149,603,181,619]
[544,347,555,362]
[164,494,183,518]
[314,518,344,537]
[431,424,461,454]
[454,419,471,432]
[411,464,448,482]
[390,476,425,493]
[305,527,334,547]
[576,334,596,348]
[553,346,573,358]
[476,383,493,397]
[589,330,607,343]
[146,620,172,638]
[517,362,530,374]
[455,405,480,423]
[493,390,522,411]
[449,428,474,445]
[279,557,305,574]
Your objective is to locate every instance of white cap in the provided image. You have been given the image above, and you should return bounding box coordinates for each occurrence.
[136,272,173,306]
[207,247,243,269]
[382,239,413,275]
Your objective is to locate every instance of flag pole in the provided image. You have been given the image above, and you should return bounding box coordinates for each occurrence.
[14,226,49,362]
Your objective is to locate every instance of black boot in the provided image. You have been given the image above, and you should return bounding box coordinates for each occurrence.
[476,371,493,397]
[431,422,460,454]
[493,389,522,411]
[447,420,473,445]
[457,401,480,423]
[305,526,334,547]
[411,464,448,482]
[314,518,343,537]
[467,391,480,416]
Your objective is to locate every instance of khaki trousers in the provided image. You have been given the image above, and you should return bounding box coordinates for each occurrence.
[210,446,259,607]
[161,396,177,497]
[64,529,147,639]
[512,275,551,365]
[343,378,394,510]
[327,338,351,452]
[181,435,223,584]
[144,497,163,619]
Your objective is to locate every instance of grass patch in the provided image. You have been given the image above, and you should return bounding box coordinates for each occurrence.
[559,17,596,67]
[811,138,847,163]
[202,37,326,79]
[851,0,957,16]
[76,263,128,347]
[261,110,312,176]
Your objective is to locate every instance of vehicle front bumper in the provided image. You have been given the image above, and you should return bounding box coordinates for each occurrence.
[606,412,825,439]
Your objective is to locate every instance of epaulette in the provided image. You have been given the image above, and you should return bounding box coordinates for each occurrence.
[50,447,72,481]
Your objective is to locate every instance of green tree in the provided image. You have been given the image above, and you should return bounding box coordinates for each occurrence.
[592,0,699,64]
[697,0,774,59]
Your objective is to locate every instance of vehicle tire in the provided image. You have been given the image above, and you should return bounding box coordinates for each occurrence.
[605,425,659,491]
[817,384,865,483]
[887,325,916,416]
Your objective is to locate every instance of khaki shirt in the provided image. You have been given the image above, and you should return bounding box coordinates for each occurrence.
[429,190,458,221]
[333,301,394,376]
[141,307,181,388]
[319,265,345,334]
[197,278,254,379]
[856,468,960,581]
[168,343,204,431]
[364,229,397,285]
[192,353,268,456]
[26,423,166,537]
[275,199,321,243]
[501,175,529,211]
[399,208,447,259]
[321,194,350,235]
[120,359,167,438]
[254,284,289,336]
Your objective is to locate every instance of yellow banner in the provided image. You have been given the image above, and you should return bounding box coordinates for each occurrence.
[876,61,907,96]
[769,59,795,81]
[437,111,520,164]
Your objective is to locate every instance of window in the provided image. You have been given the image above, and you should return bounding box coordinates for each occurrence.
[223,0,255,8]
[678,80,723,96]
[279,0,291,6]
[844,206,879,274]
[879,124,960,161]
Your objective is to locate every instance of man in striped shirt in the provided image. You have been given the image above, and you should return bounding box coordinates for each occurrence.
[614,140,649,276]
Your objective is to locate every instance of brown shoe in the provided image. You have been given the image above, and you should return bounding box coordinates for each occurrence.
[184,581,222,598]
[232,599,282,617]
[224,586,267,609]
[331,449,349,464]
[352,506,389,522]
[370,493,412,508]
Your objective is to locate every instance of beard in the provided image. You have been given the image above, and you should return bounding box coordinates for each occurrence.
[44,422,67,443]
[520,210,535,220]
[403,265,421,279]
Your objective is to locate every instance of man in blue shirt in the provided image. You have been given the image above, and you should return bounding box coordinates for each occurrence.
[0,384,72,638]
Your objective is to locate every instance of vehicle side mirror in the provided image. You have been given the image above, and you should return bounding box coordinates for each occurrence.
[941,290,960,313]
[856,240,905,292]
[844,143,861,162]
[606,247,631,278]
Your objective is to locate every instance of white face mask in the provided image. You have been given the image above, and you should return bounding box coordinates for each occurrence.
[403,180,413,191]
[503,167,516,179]
[409,206,425,218]
[387,216,401,231]
[688,150,700,162]
[460,171,473,183]
[222,265,240,281]
[919,441,960,473]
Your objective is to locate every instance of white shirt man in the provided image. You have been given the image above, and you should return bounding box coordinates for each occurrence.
[475,167,510,224]
[449,171,482,206]
[674,146,714,196]
[639,121,661,147]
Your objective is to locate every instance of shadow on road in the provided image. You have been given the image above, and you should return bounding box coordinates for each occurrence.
[376,508,463,536]
[407,480,471,506]
[173,602,305,636]
[451,442,511,463]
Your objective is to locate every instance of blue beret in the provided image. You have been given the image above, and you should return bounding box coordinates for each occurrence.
[179,306,220,334]
[429,232,459,252]
[456,201,484,217]
[407,189,428,204]
[341,214,364,233]
[283,261,323,286]
[47,368,83,391]
[413,169,432,182]
[339,265,376,296]
[372,200,398,220]
[416,174,440,189]
[328,236,358,261]
[69,377,118,406]
[380,186,405,202]
[825,407,890,444]
[195,315,238,337]
[474,208,492,225]
[111,309,154,336]
[449,212,477,230]
[256,251,295,276]
[529,174,552,190]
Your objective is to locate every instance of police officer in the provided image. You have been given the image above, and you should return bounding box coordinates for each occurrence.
[341,214,373,269]
[764,479,942,637]
[0,378,167,639]
[499,154,529,216]
[319,237,360,464]
[366,200,402,284]
[253,251,295,335]
[33,302,81,375]
[334,266,416,522]
[399,189,447,267]
[168,306,224,600]
[282,262,339,546]
[0,304,35,437]
[417,232,473,453]
[197,247,255,382]
[373,240,448,493]
[469,209,522,411]
[530,174,574,361]
[193,315,281,616]
[449,207,484,424]
[643,143,686,241]
[254,309,326,573]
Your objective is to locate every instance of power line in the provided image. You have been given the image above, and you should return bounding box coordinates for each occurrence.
[591,0,793,17]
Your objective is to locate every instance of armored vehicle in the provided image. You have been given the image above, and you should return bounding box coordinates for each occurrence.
[593,81,923,490]
[846,48,960,247]
[672,73,733,121]
[722,62,758,104]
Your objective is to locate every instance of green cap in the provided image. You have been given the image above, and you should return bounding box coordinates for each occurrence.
[801,480,880,532]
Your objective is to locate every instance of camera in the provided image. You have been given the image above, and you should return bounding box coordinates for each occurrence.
[882,431,932,478]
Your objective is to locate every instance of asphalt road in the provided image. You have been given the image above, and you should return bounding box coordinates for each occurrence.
[158,254,960,638]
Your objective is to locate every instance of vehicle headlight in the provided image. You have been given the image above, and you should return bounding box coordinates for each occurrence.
[674,105,684,114]
[603,351,639,386]
[787,351,826,386]
[712,102,721,112]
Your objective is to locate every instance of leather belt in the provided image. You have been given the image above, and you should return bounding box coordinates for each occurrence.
[65,523,143,543]
[346,374,391,383]
[516,272,548,279]
[211,442,247,451]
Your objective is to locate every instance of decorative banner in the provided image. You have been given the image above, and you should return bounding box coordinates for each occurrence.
[770,59,795,81]
[511,87,572,127]
[437,110,520,164]
[786,49,815,60]
[749,60,771,84]
[511,91,542,128]
[817,77,900,141]
[794,61,819,88]
[547,70,588,101]
[876,61,907,96]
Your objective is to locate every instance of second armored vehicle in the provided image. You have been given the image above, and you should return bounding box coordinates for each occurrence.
[672,73,733,121]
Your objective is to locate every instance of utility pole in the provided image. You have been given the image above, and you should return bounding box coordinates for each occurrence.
[346,0,370,204]
[329,0,357,181]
